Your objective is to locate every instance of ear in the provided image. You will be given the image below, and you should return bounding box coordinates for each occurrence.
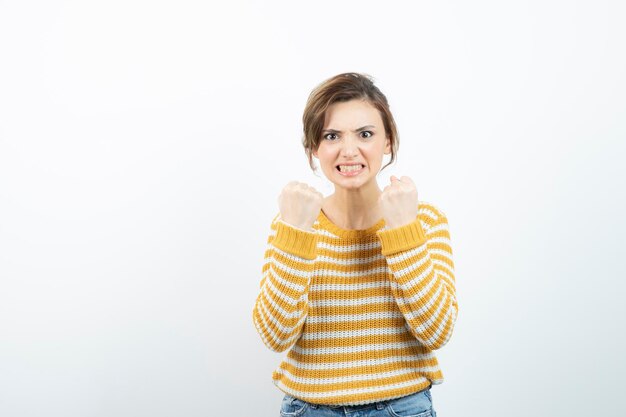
[312,148,318,158]
[384,136,391,155]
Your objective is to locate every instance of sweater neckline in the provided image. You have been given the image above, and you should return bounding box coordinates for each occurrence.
[318,208,386,239]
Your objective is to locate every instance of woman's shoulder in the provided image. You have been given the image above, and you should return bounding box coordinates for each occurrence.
[418,200,448,224]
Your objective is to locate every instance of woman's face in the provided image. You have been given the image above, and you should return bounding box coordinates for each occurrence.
[313,99,391,191]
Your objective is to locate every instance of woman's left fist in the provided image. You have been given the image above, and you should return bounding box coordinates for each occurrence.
[378,175,419,229]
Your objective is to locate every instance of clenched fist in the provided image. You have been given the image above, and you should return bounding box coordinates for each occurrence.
[278,181,324,232]
[378,175,419,229]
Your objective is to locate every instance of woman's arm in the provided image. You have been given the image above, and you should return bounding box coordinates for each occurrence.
[252,214,318,352]
[376,211,458,351]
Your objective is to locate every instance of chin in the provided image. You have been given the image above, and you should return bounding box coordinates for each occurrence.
[336,178,375,190]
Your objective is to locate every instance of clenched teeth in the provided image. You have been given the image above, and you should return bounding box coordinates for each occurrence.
[338,165,364,172]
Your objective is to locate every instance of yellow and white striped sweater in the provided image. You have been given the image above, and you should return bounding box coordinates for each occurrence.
[252,201,457,406]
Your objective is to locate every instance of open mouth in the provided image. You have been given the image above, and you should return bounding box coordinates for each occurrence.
[336,164,365,173]
[335,164,365,177]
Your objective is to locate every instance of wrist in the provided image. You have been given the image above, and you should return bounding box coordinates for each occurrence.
[279,219,315,232]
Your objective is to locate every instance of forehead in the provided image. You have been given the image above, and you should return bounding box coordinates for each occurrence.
[323,99,382,128]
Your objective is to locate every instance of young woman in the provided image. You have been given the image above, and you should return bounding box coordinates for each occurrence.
[253,72,457,417]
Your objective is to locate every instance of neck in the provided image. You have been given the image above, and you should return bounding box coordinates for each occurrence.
[324,182,384,230]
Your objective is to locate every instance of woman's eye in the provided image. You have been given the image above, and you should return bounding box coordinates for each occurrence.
[361,131,373,138]
[324,133,337,140]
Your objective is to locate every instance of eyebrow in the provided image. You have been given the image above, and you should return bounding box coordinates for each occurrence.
[322,125,376,134]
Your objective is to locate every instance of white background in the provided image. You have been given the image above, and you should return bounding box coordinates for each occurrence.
[1,1,625,416]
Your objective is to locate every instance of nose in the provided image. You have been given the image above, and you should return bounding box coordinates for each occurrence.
[340,134,359,157]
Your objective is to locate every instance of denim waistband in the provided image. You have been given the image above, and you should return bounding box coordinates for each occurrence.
[303,383,432,411]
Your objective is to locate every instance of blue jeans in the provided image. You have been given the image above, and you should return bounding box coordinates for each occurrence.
[279,386,437,417]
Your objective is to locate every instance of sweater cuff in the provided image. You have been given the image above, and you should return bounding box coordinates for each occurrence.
[272,220,319,260]
[376,218,427,256]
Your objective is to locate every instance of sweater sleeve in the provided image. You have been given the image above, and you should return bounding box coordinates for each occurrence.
[252,213,318,352]
[376,212,458,351]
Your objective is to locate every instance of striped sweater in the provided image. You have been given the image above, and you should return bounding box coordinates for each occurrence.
[252,201,457,406]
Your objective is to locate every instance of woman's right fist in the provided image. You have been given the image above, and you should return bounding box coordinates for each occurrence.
[277,181,324,231]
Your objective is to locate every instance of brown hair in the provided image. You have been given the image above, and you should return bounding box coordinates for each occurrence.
[302,72,399,173]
